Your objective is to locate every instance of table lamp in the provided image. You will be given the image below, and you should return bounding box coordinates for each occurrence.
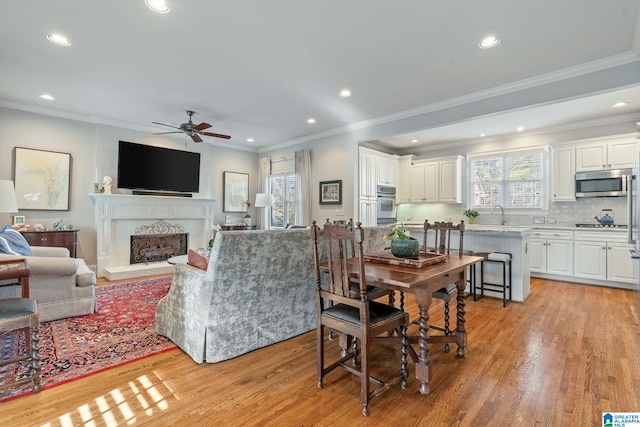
[0,179,19,214]
[254,193,274,209]
[254,193,274,229]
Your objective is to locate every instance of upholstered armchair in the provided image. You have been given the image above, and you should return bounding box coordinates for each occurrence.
[0,245,97,322]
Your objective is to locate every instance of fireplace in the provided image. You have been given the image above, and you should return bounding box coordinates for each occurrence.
[130,221,188,264]
[91,194,216,280]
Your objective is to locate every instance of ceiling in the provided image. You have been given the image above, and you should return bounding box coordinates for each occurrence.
[1,1,640,152]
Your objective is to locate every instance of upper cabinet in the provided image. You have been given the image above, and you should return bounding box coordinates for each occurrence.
[552,146,576,202]
[358,147,397,200]
[402,155,463,203]
[575,138,638,171]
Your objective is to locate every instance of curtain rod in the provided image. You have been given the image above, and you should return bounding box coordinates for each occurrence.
[271,156,291,163]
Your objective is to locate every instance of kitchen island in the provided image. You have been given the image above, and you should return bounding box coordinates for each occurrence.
[404,224,532,302]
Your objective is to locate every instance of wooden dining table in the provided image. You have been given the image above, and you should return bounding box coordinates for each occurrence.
[337,252,483,395]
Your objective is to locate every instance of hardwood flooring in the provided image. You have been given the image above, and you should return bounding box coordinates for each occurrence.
[1,277,639,426]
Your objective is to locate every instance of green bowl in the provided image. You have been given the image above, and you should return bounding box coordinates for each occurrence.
[390,238,420,258]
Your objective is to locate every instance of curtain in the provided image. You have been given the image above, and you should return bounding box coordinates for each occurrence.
[258,157,271,229]
[294,148,311,226]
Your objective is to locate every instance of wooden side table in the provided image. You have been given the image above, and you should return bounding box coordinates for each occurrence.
[20,229,78,258]
[0,258,30,298]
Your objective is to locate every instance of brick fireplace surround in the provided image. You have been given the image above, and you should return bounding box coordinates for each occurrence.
[90,194,216,280]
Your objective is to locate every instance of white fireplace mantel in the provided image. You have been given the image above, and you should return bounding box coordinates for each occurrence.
[90,194,216,280]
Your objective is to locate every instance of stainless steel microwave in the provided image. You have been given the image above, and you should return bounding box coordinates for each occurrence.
[575,169,631,198]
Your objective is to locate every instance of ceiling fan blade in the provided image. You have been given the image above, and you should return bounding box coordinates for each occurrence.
[153,131,182,135]
[191,134,203,143]
[151,121,181,130]
[193,122,212,131]
[202,131,231,140]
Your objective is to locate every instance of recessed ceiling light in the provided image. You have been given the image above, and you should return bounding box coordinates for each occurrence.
[411,139,419,143]
[517,126,524,132]
[480,133,486,137]
[145,0,170,13]
[46,33,70,46]
[246,138,254,143]
[612,102,629,108]
[306,118,316,124]
[39,94,55,101]
[339,89,351,97]
[479,35,500,49]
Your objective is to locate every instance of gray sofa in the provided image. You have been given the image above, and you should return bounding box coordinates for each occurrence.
[0,246,97,322]
[155,225,390,363]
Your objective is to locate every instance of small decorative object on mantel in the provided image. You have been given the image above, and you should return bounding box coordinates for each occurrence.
[102,176,113,194]
[384,226,420,258]
[463,208,479,224]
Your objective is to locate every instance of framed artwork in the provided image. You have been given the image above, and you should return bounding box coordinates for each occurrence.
[12,215,25,226]
[223,171,249,212]
[13,147,71,211]
[319,180,342,205]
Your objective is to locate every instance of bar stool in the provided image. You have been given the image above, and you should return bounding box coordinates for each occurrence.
[474,252,512,307]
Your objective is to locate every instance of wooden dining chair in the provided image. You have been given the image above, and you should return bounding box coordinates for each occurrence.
[422,219,465,352]
[0,298,41,394]
[311,220,408,416]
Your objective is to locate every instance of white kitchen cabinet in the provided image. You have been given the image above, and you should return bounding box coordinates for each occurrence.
[575,139,638,171]
[359,147,397,199]
[439,157,463,202]
[408,156,462,203]
[359,149,378,199]
[358,199,377,227]
[529,230,573,276]
[397,155,413,203]
[376,157,396,186]
[552,146,576,202]
[573,231,635,283]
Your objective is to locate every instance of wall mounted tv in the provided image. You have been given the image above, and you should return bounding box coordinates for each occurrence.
[117,140,201,195]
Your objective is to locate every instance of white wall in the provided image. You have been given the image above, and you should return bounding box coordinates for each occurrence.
[1,107,258,267]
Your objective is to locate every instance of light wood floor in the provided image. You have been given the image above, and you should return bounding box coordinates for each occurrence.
[1,277,639,426]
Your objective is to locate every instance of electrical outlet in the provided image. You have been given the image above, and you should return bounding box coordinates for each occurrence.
[533,216,545,224]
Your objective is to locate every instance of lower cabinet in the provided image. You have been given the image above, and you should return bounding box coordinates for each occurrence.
[359,199,377,227]
[529,230,573,276]
[573,232,635,284]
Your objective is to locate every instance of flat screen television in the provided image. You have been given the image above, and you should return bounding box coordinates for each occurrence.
[117,141,201,195]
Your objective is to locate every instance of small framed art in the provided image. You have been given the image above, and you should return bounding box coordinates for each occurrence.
[319,180,342,205]
[12,215,25,226]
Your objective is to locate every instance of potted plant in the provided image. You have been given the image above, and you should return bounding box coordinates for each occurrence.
[463,208,479,224]
[244,200,252,225]
[384,227,420,258]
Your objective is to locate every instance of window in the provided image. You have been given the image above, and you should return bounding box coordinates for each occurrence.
[269,172,296,228]
[469,149,546,209]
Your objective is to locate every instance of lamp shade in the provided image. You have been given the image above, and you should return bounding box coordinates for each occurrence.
[0,180,18,213]
[254,193,274,208]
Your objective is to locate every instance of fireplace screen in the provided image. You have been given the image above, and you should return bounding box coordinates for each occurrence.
[130,221,188,264]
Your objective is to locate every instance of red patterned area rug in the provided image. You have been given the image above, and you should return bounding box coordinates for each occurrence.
[0,276,176,403]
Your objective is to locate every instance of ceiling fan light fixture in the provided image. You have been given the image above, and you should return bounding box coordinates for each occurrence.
[479,35,500,49]
[145,0,170,13]
[46,33,70,46]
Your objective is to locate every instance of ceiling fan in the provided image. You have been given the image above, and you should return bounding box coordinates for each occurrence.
[152,110,231,143]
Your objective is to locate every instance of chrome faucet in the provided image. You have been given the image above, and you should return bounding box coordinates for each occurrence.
[492,205,506,225]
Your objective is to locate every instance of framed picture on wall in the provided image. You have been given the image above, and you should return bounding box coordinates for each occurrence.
[13,147,71,211]
[319,180,342,205]
[223,171,249,212]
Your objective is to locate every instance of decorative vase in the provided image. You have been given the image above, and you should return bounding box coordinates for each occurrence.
[467,217,475,224]
[390,238,420,258]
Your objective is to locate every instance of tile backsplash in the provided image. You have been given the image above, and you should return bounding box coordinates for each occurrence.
[396,197,628,227]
